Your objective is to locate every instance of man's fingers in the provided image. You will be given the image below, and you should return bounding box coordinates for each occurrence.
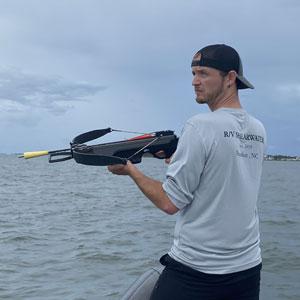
[155,150,166,158]
[107,164,126,173]
[165,154,173,164]
[107,161,134,175]
[165,158,171,164]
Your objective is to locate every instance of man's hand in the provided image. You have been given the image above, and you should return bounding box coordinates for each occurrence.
[155,151,173,164]
[107,160,136,176]
[164,157,172,164]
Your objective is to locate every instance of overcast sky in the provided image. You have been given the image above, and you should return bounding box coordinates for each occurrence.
[0,0,299,155]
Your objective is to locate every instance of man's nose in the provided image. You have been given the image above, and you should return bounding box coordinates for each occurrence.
[192,76,201,86]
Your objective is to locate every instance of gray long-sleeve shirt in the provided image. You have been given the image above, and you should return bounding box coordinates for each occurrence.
[163,108,266,274]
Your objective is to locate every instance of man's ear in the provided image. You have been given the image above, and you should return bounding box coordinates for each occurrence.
[227,71,237,88]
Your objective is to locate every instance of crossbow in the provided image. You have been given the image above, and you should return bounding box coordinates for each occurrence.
[19,128,178,166]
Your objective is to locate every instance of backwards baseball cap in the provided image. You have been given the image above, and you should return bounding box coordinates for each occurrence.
[191,44,254,89]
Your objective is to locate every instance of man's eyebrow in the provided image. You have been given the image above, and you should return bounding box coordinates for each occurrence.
[192,68,208,74]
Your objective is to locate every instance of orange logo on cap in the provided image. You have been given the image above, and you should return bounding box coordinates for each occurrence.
[193,52,202,61]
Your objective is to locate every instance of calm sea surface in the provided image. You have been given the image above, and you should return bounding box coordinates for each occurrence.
[0,155,299,300]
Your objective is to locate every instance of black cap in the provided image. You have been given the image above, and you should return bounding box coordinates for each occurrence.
[191,44,254,89]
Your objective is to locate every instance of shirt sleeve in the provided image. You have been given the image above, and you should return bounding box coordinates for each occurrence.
[162,121,207,210]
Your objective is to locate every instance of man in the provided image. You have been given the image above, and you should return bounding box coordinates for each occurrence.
[108,44,266,300]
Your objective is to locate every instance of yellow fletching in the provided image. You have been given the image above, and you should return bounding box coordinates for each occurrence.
[22,151,49,159]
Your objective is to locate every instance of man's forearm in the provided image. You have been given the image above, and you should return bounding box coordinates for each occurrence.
[129,167,179,215]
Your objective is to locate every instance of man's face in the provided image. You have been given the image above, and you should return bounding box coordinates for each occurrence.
[192,65,227,105]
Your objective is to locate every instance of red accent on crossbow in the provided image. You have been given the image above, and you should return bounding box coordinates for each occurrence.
[127,133,155,141]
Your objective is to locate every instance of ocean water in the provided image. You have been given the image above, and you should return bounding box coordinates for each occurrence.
[0,155,299,300]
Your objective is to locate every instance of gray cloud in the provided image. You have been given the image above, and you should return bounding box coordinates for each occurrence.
[0,68,106,120]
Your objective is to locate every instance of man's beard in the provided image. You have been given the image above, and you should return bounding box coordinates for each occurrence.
[196,80,225,105]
